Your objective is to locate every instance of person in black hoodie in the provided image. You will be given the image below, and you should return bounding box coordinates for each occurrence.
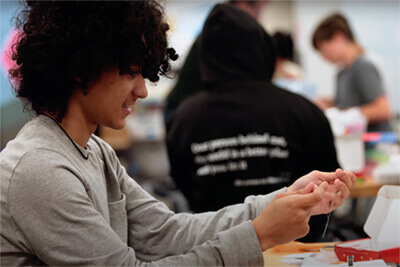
[164,1,266,122]
[166,3,340,241]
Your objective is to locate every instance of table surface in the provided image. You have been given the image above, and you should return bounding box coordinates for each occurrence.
[350,178,382,198]
[263,241,339,266]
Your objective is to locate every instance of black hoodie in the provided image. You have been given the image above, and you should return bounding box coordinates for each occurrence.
[166,4,339,241]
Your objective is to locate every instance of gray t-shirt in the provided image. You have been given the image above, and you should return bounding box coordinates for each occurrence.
[335,56,391,132]
[0,115,283,266]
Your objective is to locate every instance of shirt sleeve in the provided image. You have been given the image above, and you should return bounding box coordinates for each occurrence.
[102,139,284,264]
[354,60,385,103]
[10,148,283,266]
[117,158,284,264]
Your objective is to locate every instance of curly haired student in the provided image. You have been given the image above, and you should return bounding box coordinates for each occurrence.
[0,1,355,265]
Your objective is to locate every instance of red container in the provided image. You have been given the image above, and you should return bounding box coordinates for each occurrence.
[335,238,400,263]
[334,186,400,263]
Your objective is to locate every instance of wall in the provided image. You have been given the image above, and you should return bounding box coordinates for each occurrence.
[1,1,31,148]
[259,0,294,34]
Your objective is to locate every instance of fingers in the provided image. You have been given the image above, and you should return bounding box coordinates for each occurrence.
[319,181,329,191]
[323,191,336,201]
[293,182,327,208]
[312,169,356,189]
[335,169,356,189]
[335,178,350,200]
[311,170,338,184]
[329,191,344,211]
[302,182,315,194]
[303,170,355,215]
[323,179,349,211]
[278,182,315,199]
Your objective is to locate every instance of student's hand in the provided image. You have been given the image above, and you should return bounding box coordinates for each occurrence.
[252,182,328,251]
[287,169,356,215]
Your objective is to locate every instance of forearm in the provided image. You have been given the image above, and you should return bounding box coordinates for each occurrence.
[359,95,392,123]
[138,221,264,266]
[124,175,285,261]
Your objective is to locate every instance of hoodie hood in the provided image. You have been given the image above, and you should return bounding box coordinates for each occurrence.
[198,3,276,87]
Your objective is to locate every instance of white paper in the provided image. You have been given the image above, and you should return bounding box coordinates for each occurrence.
[301,256,387,266]
[279,258,303,265]
[282,253,315,259]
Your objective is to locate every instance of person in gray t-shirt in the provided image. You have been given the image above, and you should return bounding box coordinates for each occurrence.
[312,13,392,132]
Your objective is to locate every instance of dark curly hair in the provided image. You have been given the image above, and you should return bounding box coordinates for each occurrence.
[9,0,178,122]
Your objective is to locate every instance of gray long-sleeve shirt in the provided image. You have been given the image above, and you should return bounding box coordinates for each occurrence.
[0,115,284,266]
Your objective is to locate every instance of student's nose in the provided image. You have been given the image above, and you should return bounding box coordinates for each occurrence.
[134,75,148,99]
